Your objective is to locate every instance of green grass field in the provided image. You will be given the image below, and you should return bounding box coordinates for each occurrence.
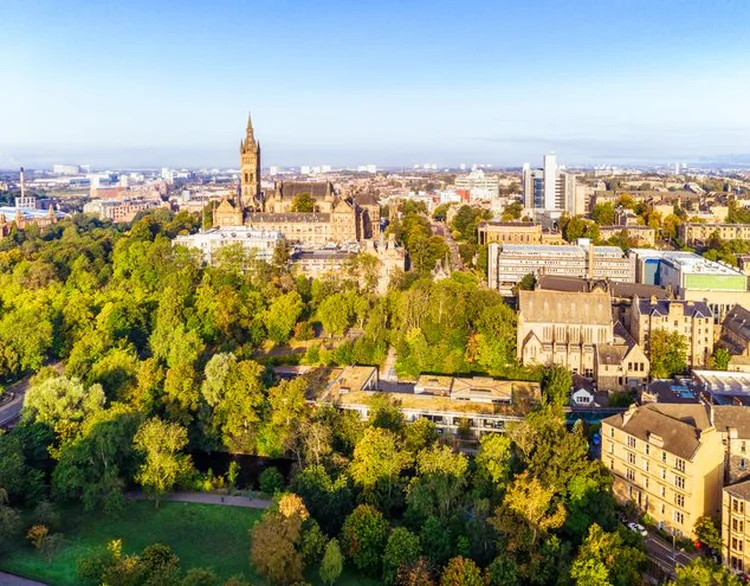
[0,501,378,586]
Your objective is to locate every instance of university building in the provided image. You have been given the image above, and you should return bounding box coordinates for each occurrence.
[212,116,380,248]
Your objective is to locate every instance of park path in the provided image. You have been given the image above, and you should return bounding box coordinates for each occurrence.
[126,491,272,509]
[0,572,48,586]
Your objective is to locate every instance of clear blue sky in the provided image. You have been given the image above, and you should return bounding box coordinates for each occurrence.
[1,0,749,169]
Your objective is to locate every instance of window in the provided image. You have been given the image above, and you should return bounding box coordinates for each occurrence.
[733,518,744,532]
[644,477,649,489]
[674,475,685,490]
[675,494,684,508]
[643,460,649,472]
[628,452,636,465]
[675,458,685,472]
[674,511,684,525]
[628,435,636,448]
[608,442,614,455]
[660,485,666,498]
[645,444,650,456]
[627,469,636,482]
[661,468,667,480]
[609,427,615,438]
[743,441,747,454]
[662,451,667,463]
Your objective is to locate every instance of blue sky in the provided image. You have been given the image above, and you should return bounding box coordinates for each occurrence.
[1,0,749,169]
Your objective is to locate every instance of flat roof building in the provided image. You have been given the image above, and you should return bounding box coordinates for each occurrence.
[173,226,284,264]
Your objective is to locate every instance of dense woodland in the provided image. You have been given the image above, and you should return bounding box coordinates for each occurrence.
[0,209,739,585]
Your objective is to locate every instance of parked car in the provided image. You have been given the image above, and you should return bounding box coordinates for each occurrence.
[627,522,648,537]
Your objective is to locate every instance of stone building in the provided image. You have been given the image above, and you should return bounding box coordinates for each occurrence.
[601,403,724,538]
[630,297,714,369]
[213,116,374,247]
[517,289,614,378]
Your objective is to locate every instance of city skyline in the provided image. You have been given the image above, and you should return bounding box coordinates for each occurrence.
[2,0,750,168]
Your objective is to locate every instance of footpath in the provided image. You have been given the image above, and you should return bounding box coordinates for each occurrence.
[126,490,272,509]
[0,573,48,586]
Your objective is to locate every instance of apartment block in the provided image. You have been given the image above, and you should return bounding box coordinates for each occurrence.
[723,482,750,573]
[601,404,724,537]
[630,297,714,368]
[680,223,750,247]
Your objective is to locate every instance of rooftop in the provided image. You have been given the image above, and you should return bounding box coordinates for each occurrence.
[603,403,711,460]
[693,370,750,395]
[724,479,750,501]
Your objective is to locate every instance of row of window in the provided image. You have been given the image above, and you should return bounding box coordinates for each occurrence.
[617,433,687,471]
[623,466,686,509]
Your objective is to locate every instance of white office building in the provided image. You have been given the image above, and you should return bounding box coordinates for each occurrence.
[173,227,284,265]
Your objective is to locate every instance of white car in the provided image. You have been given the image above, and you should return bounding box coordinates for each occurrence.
[627,522,648,537]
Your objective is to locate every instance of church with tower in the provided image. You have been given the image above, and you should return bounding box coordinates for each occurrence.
[213,115,380,248]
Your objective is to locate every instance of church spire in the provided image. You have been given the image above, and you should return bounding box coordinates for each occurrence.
[246,112,255,143]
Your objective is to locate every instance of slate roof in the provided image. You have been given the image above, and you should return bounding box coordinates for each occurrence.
[713,406,750,437]
[519,289,612,325]
[276,181,333,200]
[720,305,750,354]
[603,403,711,460]
[724,479,750,500]
[246,213,331,223]
[637,298,712,318]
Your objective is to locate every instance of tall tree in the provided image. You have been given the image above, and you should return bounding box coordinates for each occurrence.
[250,494,309,586]
[319,538,343,586]
[649,329,688,378]
[350,427,411,513]
[133,417,192,505]
[341,504,390,575]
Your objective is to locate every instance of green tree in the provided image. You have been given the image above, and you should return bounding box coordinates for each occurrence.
[669,557,741,586]
[319,538,343,586]
[133,417,192,505]
[570,523,646,586]
[711,347,731,371]
[317,293,351,337]
[263,292,304,344]
[407,445,468,522]
[475,433,513,489]
[291,192,316,213]
[350,427,411,513]
[484,554,520,586]
[439,556,483,586]
[341,504,390,575]
[649,329,688,378]
[23,376,106,445]
[200,354,265,452]
[540,365,572,407]
[382,527,421,585]
[694,515,722,552]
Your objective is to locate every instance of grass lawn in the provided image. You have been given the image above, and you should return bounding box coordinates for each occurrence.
[0,501,264,585]
[0,501,380,586]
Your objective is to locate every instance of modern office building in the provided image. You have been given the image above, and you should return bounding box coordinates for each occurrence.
[629,249,750,322]
[522,154,579,215]
[487,240,633,295]
[454,169,500,200]
[173,226,284,264]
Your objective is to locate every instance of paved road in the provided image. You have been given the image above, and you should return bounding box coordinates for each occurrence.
[127,491,272,509]
[0,363,63,429]
[0,573,47,586]
[644,532,697,575]
[0,380,32,428]
[434,221,464,271]
[380,346,398,382]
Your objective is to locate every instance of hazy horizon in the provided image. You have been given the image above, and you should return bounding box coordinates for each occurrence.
[2,0,750,169]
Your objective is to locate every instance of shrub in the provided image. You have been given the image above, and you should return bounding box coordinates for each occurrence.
[259,467,284,495]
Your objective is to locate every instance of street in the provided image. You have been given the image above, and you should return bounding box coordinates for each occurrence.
[0,363,62,428]
[431,221,464,271]
[643,531,697,576]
